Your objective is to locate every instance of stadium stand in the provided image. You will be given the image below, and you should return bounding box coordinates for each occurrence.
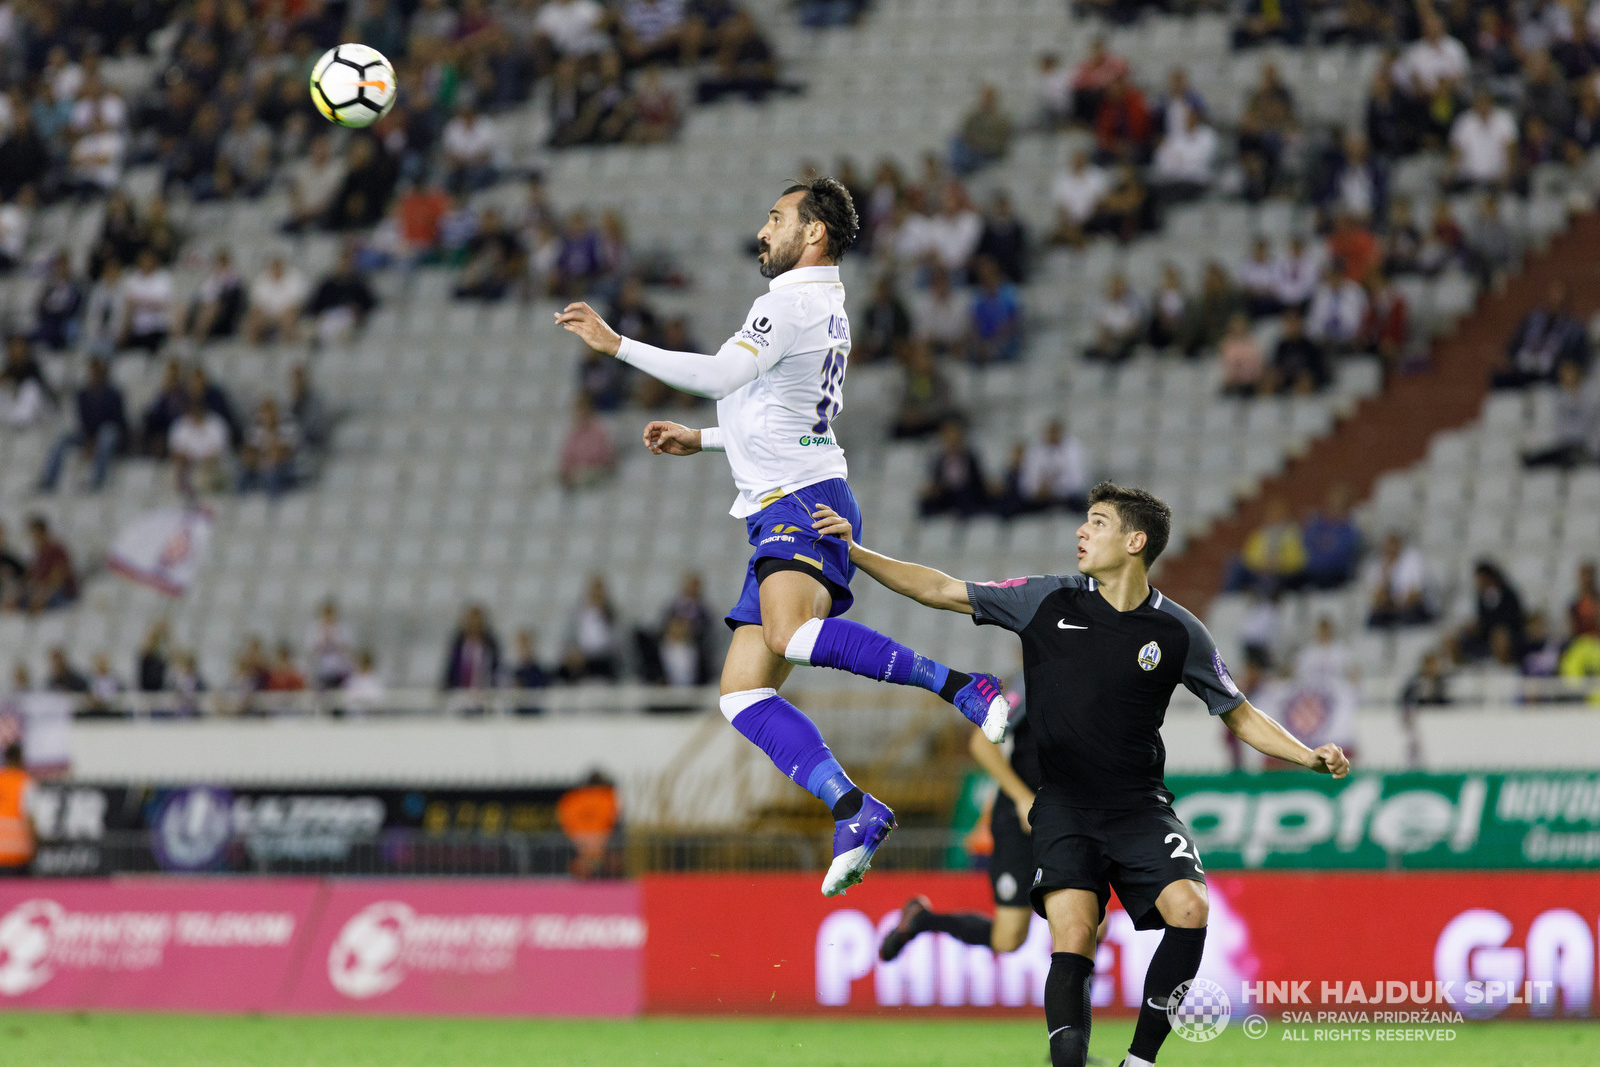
[0,0,1596,720]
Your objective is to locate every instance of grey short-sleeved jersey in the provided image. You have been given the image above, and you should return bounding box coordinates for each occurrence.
[966,574,1245,808]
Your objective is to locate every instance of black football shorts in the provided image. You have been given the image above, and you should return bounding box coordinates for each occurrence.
[987,792,1035,909]
[1027,798,1207,930]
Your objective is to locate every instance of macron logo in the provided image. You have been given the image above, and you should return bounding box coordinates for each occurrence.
[1057,621,1088,630]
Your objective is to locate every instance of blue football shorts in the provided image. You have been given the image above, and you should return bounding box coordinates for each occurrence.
[725,477,863,630]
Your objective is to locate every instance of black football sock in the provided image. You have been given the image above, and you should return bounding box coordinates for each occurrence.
[914,910,993,947]
[830,787,865,822]
[1129,925,1207,1063]
[937,670,973,703]
[1045,951,1094,1067]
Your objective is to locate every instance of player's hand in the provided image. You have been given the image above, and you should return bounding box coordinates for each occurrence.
[554,302,622,356]
[811,504,854,542]
[1305,743,1350,778]
[643,421,700,456]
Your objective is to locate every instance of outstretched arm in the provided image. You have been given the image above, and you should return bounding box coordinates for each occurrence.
[812,504,972,614]
[968,725,1034,833]
[1221,701,1351,777]
[554,302,760,400]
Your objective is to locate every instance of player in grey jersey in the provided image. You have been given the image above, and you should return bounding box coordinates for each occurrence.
[813,482,1348,1067]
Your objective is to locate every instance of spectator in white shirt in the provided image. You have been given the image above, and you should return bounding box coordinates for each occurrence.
[1293,616,1358,688]
[1151,108,1218,203]
[0,184,31,271]
[1449,91,1518,189]
[659,615,701,687]
[1018,419,1090,512]
[1365,532,1431,627]
[341,650,386,715]
[1050,149,1109,247]
[1236,236,1279,317]
[441,103,499,194]
[1396,15,1469,98]
[1034,52,1073,130]
[68,113,125,194]
[168,396,231,495]
[44,45,83,104]
[620,0,686,66]
[119,250,173,354]
[1085,272,1146,364]
[910,265,969,356]
[0,335,48,428]
[563,575,620,680]
[1271,233,1322,310]
[305,599,357,689]
[925,184,983,275]
[285,135,346,232]
[1306,261,1369,351]
[68,75,126,132]
[536,0,611,57]
[889,187,937,266]
[244,257,309,344]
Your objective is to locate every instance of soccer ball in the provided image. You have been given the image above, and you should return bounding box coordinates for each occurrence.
[309,44,397,129]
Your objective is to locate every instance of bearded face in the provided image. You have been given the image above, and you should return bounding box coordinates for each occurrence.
[758,223,806,279]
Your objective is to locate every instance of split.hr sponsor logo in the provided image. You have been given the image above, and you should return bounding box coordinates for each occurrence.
[327,902,646,999]
[797,434,836,447]
[0,899,295,995]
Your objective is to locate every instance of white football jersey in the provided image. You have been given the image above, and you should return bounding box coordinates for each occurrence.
[714,265,852,517]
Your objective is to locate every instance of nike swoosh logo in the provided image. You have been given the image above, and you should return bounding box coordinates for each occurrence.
[849,822,860,832]
[1057,621,1088,629]
[1148,997,1171,1011]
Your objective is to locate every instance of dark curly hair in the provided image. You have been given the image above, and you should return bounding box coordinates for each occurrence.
[1087,482,1173,567]
[783,177,859,262]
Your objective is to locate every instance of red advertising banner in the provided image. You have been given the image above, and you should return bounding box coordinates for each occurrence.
[0,879,644,1016]
[0,878,319,1011]
[641,871,1600,1020]
[283,880,644,1016]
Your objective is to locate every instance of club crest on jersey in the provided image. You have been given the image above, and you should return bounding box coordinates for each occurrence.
[1138,641,1162,671]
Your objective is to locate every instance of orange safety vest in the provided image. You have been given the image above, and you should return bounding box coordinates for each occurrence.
[0,766,34,866]
[557,785,619,840]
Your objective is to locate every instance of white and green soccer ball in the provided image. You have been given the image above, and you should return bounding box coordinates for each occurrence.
[309,44,397,129]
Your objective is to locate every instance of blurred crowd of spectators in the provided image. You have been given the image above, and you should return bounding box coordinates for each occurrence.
[15,343,331,498]
[0,0,784,215]
[1491,280,1600,466]
[1417,556,1600,698]
[14,566,724,714]
[442,570,716,693]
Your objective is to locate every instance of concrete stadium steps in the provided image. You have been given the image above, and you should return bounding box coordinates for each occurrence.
[1161,210,1600,616]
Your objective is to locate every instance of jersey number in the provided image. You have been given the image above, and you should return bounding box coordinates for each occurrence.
[812,347,845,434]
[1166,833,1204,873]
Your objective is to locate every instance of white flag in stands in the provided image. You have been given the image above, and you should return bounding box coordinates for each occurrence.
[107,507,215,597]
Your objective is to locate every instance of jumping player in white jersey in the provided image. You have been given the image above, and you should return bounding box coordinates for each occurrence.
[555,178,1010,896]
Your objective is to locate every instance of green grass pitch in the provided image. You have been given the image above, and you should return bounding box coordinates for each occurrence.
[0,1014,1591,1066]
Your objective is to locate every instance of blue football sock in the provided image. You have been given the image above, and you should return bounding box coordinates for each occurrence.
[786,617,970,699]
[720,689,856,808]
